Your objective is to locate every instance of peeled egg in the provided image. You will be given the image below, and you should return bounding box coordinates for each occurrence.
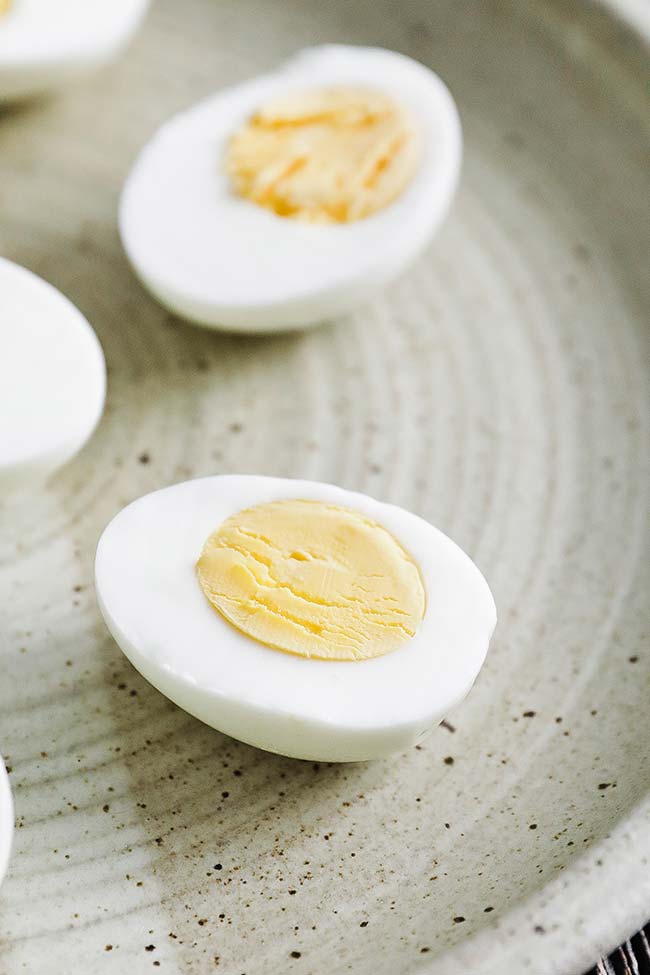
[0,756,12,888]
[95,476,496,762]
[120,45,462,333]
[0,257,105,492]
[0,0,150,101]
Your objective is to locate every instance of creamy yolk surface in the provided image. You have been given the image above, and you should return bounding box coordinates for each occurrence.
[0,0,12,15]
[226,86,421,223]
[196,499,425,661]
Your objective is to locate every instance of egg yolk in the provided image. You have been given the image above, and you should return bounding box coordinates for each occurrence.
[0,0,12,14]
[226,87,422,223]
[196,499,425,661]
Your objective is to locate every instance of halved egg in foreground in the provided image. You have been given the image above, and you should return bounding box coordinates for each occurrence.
[95,476,496,762]
[120,45,462,333]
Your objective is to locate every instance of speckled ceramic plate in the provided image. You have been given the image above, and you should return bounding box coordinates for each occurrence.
[0,1,648,973]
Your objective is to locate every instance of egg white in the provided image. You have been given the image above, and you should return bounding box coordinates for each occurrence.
[120,45,462,333]
[0,0,150,101]
[0,756,12,889]
[95,476,496,762]
[0,257,106,491]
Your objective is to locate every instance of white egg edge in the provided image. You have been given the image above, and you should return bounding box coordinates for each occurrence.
[0,257,106,491]
[0,757,13,888]
[95,476,496,762]
[119,45,463,333]
[0,0,151,101]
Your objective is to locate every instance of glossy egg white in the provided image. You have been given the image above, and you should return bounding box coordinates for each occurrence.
[0,0,150,101]
[0,756,12,889]
[95,476,496,762]
[0,258,106,492]
[120,45,462,333]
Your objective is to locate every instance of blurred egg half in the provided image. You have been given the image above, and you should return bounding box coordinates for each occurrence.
[0,0,150,101]
[120,45,462,333]
[0,757,11,889]
[0,257,105,492]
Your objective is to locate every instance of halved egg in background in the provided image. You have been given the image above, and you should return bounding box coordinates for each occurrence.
[95,476,496,762]
[0,0,150,101]
[120,45,462,333]
[0,257,106,492]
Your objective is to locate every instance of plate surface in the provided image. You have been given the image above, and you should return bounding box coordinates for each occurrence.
[0,1,648,973]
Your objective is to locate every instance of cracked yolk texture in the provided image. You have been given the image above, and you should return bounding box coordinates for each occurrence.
[196,499,426,661]
[226,87,421,223]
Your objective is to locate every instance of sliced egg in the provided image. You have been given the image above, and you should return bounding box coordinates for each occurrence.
[95,476,496,762]
[0,0,150,101]
[0,756,12,888]
[120,45,462,333]
[0,257,105,492]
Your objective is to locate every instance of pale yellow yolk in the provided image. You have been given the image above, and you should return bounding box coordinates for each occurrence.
[196,499,425,661]
[226,87,421,223]
[0,0,12,15]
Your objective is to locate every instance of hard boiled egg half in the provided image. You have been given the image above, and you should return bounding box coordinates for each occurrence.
[95,476,496,762]
[0,755,12,889]
[0,0,150,101]
[120,45,462,333]
[0,257,105,492]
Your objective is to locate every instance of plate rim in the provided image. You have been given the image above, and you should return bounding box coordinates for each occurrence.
[428,2,650,970]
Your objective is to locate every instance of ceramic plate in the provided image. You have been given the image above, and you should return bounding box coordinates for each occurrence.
[0,1,648,972]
